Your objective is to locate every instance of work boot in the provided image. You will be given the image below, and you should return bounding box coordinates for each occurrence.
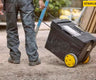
[29,58,41,66]
[8,57,20,64]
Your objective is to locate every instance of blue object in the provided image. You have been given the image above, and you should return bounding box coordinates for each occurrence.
[35,0,49,35]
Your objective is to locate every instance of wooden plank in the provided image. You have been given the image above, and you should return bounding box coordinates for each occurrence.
[86,7,95,31]
[79,7,94,30]
[92,23,96,33]
[92,7,96,33]
[89,12,96,33]
[92,19,96,33]
[87,7,96,32]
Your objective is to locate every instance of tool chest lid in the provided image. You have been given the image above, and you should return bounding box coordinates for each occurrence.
[51,19,84,37]
[51,19,96,43]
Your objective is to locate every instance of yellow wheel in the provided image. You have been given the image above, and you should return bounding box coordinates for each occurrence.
[64,53,78,67]
[83,56,90,64]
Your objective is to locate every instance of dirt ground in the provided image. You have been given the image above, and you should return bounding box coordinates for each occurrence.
[0,25,96,80]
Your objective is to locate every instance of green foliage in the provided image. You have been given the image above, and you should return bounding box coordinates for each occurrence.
[33,0,71,20]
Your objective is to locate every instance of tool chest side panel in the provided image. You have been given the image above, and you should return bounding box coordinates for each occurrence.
[45,27,81,61]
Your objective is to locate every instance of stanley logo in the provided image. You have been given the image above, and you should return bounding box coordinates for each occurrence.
[83,1,96,7]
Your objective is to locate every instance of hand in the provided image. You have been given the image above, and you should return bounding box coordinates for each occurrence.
[39,0,45,10]
[0,2,4,15]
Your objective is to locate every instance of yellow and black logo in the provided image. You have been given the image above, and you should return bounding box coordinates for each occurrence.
[83,1,96,7]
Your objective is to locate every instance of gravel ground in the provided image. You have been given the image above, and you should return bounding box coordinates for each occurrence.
[0,25,96,80]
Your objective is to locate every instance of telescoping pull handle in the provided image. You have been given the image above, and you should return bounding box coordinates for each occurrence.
[35,0,49,35]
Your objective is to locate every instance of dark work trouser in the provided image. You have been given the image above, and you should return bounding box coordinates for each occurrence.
[5,0,38,62]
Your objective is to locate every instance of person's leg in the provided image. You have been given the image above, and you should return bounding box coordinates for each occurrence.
[19,0,40,65]
[5,0,21,63]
